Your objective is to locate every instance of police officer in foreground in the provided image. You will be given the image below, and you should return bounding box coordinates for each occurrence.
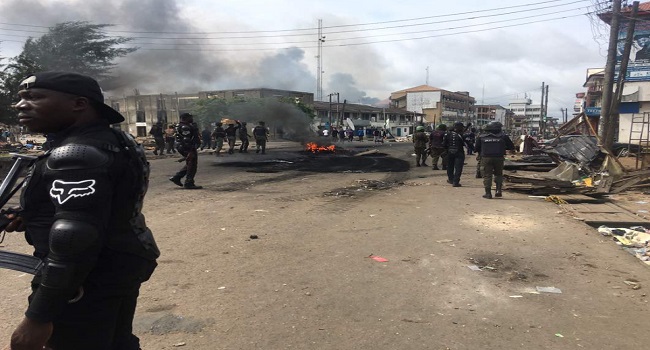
[443,122,468,187]
[5,71,159,349]
[475,121,515,199]
[170,113,202,189]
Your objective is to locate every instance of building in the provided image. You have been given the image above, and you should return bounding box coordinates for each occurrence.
[389,85,476,126]
[107,88,314,137]
[106,93,199,137]
[311,101,422,137]
[475,105,513,130]
[573,92,586,117]
[508,98,543,135]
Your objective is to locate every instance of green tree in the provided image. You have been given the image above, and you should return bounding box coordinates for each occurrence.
[0,21,136,124]
[190,98,231,128]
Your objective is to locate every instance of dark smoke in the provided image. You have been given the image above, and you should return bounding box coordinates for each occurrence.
[225,99,314,141]
[0,0,379,102]
[327,73,380,105]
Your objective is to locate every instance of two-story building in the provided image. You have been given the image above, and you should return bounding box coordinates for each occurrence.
[389,85,475,127]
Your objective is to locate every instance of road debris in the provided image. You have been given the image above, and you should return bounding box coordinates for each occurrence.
[467,265,482,271]
[369,255,389,262]
[536,286,562,294]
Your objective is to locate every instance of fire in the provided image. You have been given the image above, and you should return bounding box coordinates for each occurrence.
[306,142,336,153]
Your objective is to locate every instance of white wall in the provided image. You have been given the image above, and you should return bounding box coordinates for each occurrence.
[406,91,441,113]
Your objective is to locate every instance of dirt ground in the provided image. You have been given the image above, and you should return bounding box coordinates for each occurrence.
[0,140,648,349]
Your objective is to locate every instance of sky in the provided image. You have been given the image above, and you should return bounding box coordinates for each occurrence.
[0,0,616,119]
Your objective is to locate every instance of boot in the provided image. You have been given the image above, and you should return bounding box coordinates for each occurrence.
[432,165,439,170]
[495,183,503,198]
[416,162,421,167]
[169,177,183,187]
[483,188,492,199]
[184,182,203,190]
[422,162,428,166]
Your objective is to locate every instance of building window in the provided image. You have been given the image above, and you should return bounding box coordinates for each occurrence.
[137,126,147,137]
[111,102,120,112]
[136,111,145,123]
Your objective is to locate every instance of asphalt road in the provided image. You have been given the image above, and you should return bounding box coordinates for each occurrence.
[0,139,648,349]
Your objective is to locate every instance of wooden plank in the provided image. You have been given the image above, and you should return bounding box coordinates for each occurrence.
[558,194,607,204]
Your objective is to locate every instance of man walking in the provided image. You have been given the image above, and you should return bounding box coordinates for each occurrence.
[200,126,212,150]
[253,121,269,154]
[224,122,238,154]
[238,121,251,153]
[412,125,428,167]
[6,71,159,349]
[475,121,515,199]
[212,122,226,156]
[429,124,448,170]
[170,113,202,189]
[443,122,468,187]
[165,124,176,154]
[148,121,165,155]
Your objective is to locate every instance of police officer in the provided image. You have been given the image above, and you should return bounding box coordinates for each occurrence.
[6,71,159,349]
[224,122,238,154]
[237,121,251,153]
[253,121,269,154]
[148,121,165,155]
[412,125,428,167]
[212,122,226,156]
[170,113,202,189]
[429,124,447,170]
[443,122,468,187]
[475,121,515,199]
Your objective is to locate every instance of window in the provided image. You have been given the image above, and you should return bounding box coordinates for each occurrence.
[137,126,147,137]
[136,111,145,123]
[111,102,120,112]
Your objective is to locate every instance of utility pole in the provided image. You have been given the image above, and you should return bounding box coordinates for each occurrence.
[316,19,325,101]
[327,92,339,136]
[599,0,622,143]
[543,84,549,138]
[425,66,429,85]
[608,1,640,149]
[539,82,545,136]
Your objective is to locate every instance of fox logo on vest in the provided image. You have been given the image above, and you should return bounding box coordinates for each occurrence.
[49,179,96,205]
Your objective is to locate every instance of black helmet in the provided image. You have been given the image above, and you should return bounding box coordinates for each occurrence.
[485,121,503,132]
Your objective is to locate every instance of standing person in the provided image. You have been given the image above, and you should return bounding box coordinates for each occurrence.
[6,71,159,349]
[443,122,468,187]
[429,124,448,170]
[331,127,339,142]
[339,127,345,142]
[224,122,238,154]
[170,113,202,189]
[347,128,354,142]
[148,121,165,155]
[164,124,176,154]
[253,121,269,154]
[475,121,515,199]
[212,122,226,156]
[373,128,381,143]
[464,127,476,155]
[200,126,212,150]
[237,121,251,153]
[412,125,429,167]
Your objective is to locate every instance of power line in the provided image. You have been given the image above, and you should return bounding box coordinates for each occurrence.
[0,3,596,46]
[0,0,590,36]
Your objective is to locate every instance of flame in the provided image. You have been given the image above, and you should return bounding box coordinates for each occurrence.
[306,142,336,153]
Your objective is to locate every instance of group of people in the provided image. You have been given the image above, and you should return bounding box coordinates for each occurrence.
[148,122,178,155]
[413,121,515,199]
[168,117,270,190]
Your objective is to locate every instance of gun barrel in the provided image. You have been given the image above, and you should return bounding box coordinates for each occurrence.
[0,154,38,208]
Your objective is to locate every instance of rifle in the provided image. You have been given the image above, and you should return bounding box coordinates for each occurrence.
[0,153,44,274]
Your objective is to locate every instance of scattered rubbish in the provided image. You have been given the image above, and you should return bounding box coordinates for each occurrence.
[217,286,226,290]
[483,266,497,271]
[555,333,564,338]
[370,255,389,262]
[173,342,187,347]
[536,286,562,294]
[509,295,524,298]
[436,239,454,243]
[249,234,259,239]
[220,228,226,231]
[636,201,648,204]
[638,210,649,214]
[596,225,650,264]
[254,209,269,212]
[467,265,482,271]
[369,214,376,217]
[623,280,641,290]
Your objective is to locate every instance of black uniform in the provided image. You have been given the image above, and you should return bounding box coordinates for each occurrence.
[224,124,239,154]
[443,130,466,186]
[238,122,251,153]
[200,129,212,150]
[20,121,159,349]
[149,123,165,155]
[253,125,268,154]
[475,130,515,198]
[172,121,201,187]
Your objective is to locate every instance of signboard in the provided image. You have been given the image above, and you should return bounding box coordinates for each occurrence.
[616,20,650,81]
[585,107,601,117]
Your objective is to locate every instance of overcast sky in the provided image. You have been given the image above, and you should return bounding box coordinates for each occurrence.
[0,0,612,119]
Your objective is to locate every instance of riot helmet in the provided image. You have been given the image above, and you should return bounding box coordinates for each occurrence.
[485,121,503,133]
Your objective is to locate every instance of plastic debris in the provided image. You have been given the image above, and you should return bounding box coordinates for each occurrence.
[555,334,564,338]
[370,255,389,262]
[536,286,562,294]
[509,295,523,298]
[436,239,454,243]
[468,265,482,271]
[173,342,187,347]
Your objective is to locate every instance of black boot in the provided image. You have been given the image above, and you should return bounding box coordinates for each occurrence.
[432,165,439,170]
[184,182,203,189]
[495,183,503,198]
[483,188,492,199]
[169,177,183,187]
[416,163,421,167]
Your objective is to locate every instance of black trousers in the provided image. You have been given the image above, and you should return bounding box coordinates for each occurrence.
[174,149,198,184]
[153,137,165,154]
[239,137,249,152]
[165,137,176,153]
[446,152,465,184]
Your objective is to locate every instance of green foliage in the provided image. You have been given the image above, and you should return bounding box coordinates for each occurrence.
[190,98,230,128]
[0,21,137,124]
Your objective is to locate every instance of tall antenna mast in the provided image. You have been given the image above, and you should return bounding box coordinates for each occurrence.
[316,19,325,101]
[425,66,429,85]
